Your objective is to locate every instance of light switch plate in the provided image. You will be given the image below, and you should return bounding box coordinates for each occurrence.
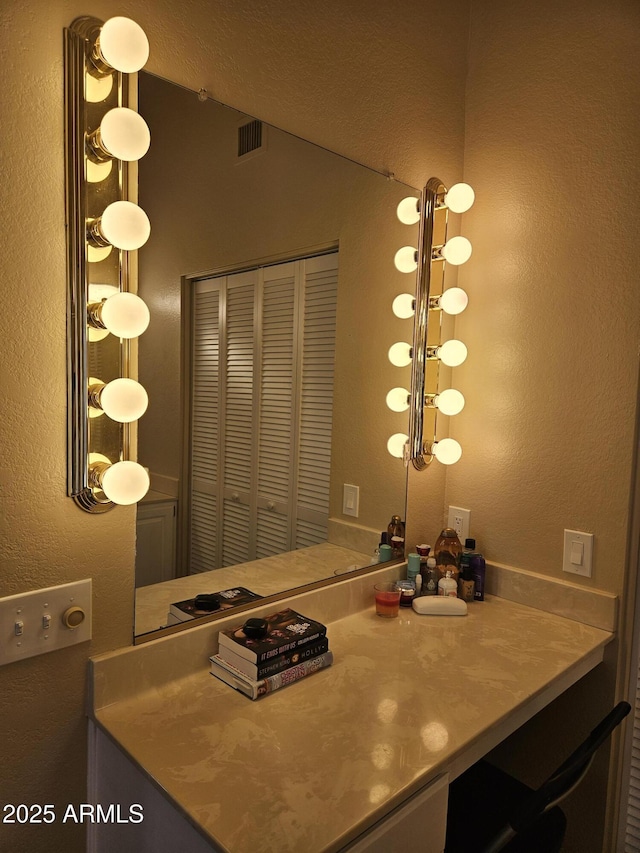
[343,483,360,518]
[562,530,594,578]
[0,579,92,666]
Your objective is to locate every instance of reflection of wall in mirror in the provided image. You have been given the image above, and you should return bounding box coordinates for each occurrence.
[137,72,419,567]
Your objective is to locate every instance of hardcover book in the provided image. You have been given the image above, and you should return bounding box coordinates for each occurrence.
[209,650,334,700]
[219,636,330,680]
[169,587,263,622]
[217,608,327,664]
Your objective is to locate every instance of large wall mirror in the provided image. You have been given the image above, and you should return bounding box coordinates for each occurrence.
[134,72,419,640]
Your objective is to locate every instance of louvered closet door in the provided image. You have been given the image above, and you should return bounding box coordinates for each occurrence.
[296,253,338,547]
[188,253,337,574]
[190,280,221,573]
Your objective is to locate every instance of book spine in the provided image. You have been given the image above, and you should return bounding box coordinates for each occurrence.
[221,637,330,678]
[255,628,327,664]
[211,651,333,700]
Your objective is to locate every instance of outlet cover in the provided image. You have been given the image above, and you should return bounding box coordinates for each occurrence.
[447,506,471,543]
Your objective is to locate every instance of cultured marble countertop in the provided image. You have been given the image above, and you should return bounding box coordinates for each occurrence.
[94,593,612,853]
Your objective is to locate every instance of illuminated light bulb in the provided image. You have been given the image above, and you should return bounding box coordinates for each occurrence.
[388,341,412,367]
[438,339,468,367]
[95,108,151,161]
[394,246,418,273]
[434,389,465,416]
[100,461,150,505]
[387,433,409,459]
[441,236,472,266]
[98,201,151,250]
[97,17,149,73]
[95,378,148,423]
[87,285,118,341]
[433,438,462,465]
[444,183,475,214]
[96,292,150,338]
[392,293,415,319]
[386,387,410,413]
[438,287,468,316]
[396,196,420,225]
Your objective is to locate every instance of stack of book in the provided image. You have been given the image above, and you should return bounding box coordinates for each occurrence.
[210,608,332,700]
[167,587,263,625]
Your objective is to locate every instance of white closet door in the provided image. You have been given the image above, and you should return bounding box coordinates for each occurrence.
[296,253,338,547]
[188,252,338,574]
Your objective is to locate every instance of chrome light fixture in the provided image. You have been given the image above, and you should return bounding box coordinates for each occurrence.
[387,180,474,468]
[65,16,151,511]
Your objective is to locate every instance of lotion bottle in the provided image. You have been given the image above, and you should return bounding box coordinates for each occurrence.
[438,570,458,598]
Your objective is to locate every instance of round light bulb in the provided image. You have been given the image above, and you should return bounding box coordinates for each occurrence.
[438,287,468,316]
[388,341,412,367]
[433,438,462,465]
[99,378,148,423]
[100,292,150,338]
[392,293,415,319]
[438,339,468,367]
[99,108,150,161]
[444,183,475,214]
[441,236,472,266]
[100,201,150,250]
[386,387,410,413]
[435,389,465,416]
[387,433,409,459]
[98,17,149,73]
[394,246,418,273]
[396,197,420,225]
[100,461,150,505]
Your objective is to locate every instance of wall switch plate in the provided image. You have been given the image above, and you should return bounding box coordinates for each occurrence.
[343,483,360,518]
[562,530,594,578]
[0,579,92,666]
[448,506,471,543]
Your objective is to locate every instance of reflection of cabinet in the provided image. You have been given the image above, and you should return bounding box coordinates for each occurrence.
[135,500,177,588]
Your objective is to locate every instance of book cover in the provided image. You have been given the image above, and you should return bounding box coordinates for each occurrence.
[169,587,263,622]
[219,636,330,680]
[209,650,334,700]
[217,608,327,664]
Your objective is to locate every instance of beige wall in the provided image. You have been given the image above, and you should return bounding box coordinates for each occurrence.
[2,0,638,850]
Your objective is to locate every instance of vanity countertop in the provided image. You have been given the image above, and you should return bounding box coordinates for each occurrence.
[93,593,612,853]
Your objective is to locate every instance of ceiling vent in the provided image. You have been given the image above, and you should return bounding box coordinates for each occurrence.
[237,119,264,159]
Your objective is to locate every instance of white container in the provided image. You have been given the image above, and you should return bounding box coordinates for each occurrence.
[438,571,458,598]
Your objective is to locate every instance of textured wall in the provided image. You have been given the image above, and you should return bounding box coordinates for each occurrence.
[0,1,467,850]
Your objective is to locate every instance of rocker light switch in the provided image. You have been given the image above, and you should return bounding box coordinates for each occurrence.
[342,484,360,518]
[563,530,593,578]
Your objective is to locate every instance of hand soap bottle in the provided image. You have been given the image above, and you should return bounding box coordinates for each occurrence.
[434,528,462,583]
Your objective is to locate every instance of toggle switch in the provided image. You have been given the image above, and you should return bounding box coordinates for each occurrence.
[14,621,24,637]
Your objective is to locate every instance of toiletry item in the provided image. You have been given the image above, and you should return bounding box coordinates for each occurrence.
[414,574,422,596]
[387,515,405,558]
[458,555,475,602]
[378,544,393,563]
[422,556,439,596]
[434,527,462,582]
[407,553,421,584]
[413,596,467,616]
[438,570,458,598]
[464,537,476,553]
[471,551,486,601]
[397,580,416,607]
[416,543,431,559]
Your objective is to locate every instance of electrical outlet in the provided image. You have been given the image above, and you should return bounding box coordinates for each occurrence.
[448,506,471,543]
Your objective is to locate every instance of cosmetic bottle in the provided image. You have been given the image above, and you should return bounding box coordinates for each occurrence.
[434,528,462,582]
[387,515,405,558]
[378,543,393,563]
[421,557,439,596]
[438,570,458,598]
[471,550,486,601]
[458,555,475,602]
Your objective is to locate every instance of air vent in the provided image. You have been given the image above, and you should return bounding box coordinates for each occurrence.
[238,119,264,158]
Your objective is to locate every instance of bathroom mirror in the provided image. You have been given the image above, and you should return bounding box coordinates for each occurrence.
[134,72,419,640]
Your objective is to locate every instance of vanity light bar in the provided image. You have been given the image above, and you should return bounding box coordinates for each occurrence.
[388,180,474,467]
[65,16,151,511]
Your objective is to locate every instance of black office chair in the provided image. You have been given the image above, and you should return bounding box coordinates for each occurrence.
[445,700,631,853]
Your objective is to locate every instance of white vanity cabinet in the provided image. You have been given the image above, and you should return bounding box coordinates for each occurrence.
[135,498,177,588]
